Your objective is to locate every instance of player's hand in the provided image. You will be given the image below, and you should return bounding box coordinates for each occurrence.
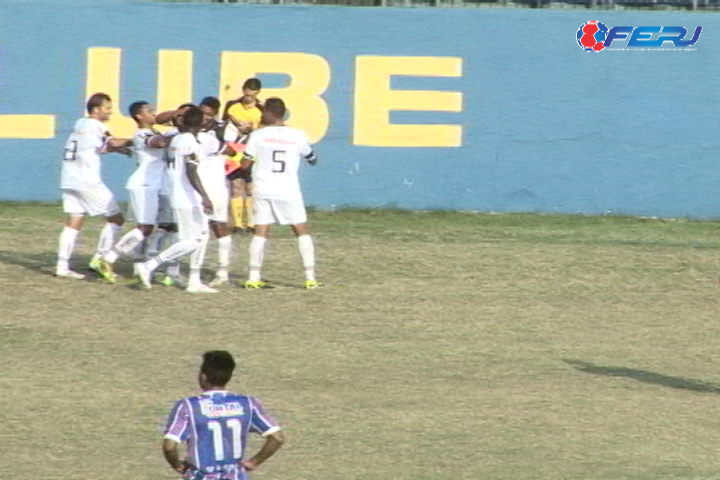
[238,121,253,134]
[241,460,258,472]
[174,461,190,475]
[201,197,214,215]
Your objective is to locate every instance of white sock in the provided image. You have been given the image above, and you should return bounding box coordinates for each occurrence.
[248,236,266,282]
[146,238,199,274]
[104,228,144,264]
[217,235,232,274]
[93,223,120,262]
[297,234,316,281]
[56,226,80,272]
[164,232,180,275]
[146,229,168,258]
[131,238,147,262]
[189,234,210,284]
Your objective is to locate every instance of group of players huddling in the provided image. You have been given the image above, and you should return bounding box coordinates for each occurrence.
[55,85,322,293]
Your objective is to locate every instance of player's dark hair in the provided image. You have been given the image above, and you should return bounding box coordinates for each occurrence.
[200,96,221,114]
[181,105,204,129]
[263,97,286,119]
[201,351,236,387]
[128,101,149,121]
[242,78,262,91]
[86,93,112,114]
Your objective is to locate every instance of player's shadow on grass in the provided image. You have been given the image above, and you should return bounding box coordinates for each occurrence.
[0,249,60,276]
[563,359,720,394]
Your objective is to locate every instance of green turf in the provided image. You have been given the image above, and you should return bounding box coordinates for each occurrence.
[3,203,720,480]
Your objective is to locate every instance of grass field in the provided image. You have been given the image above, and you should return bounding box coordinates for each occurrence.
[4,202,720,480]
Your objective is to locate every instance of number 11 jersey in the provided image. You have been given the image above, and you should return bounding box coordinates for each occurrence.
[164,390,281,479]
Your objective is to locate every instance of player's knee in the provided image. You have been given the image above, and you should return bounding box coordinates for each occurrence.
[108,213,125,226]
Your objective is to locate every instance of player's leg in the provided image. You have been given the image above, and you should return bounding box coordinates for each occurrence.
[244,199,274,289]
[98,188,158,282]
[283,201,322,289]
[85,184,124,271]
[230,178,245,233]
[208,185,232,286]
[186,208,215,293]
[147,194,173,259]
[242,178,254,233]
[135,208,201,290]
[55,191,86,279]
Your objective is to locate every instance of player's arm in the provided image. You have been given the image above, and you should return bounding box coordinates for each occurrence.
[162,400,191,476]
[155,108,185,125]
[241,431,285,472]
[162,438,188,475]
[105,138,133,156]
[184,154,213,215]
[300,134,317,166]
[147,134,171,149]
[304,151,318,166]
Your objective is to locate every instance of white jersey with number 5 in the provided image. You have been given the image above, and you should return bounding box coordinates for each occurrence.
[60,117,110,189]
[245,126,312,201]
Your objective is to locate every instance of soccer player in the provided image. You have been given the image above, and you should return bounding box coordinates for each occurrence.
[134,106,216,293]
[162,351,285,480]
[225,78,262,234]
[55,92,132,279]
[96,101,175,283]
[236,97,322,289]
[199,97,237,286]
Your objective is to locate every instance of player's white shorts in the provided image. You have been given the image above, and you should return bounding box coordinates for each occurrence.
[206,184,229,224]
[157,194,174,225]
[128,187,161,225]
[62,185,120,217]
[254,198,307,226]
[174,207,209,241]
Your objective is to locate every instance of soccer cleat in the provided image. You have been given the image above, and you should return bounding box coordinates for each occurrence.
[243,280,270,289]
[96,259,117,284]
[157,273,186,288]
[303,280,324,290]
[87,257,102,273]
[209,273,230,287]
[186,283,219,294]
[134,263,152,290]
[54,269,86,280]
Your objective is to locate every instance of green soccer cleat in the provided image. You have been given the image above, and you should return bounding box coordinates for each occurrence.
[243,280,271,289]
[97,259,117,284]
[87,257,102,273]
[303,280,324,290]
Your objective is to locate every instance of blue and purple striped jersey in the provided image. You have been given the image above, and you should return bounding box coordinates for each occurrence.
[164,390,281,480]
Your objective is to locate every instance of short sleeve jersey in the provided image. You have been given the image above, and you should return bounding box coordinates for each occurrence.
[166,132,202,209]
[60,117,110,189]
[244,126,312,201]
[197,130,228,188]
[163,391,281,477]
[126,128,166,190]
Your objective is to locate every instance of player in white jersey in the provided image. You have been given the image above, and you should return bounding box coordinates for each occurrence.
[134,106,217,293]
[95,101,178,283]
[55,93,132,279]
[198,97,239,287]
[235,97,322,289]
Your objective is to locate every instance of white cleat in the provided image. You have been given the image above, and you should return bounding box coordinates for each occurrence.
[55,269,86,280]
[186,283,219,294]
[209,274,230,287]
[134,263,152,290]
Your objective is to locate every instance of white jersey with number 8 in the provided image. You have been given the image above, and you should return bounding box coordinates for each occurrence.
[245,126,312,202]
[60,117,110,189]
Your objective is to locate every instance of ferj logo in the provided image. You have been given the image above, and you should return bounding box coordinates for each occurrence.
[576,21,702,52]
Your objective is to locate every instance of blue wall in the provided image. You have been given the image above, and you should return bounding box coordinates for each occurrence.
[0,1,717,218]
